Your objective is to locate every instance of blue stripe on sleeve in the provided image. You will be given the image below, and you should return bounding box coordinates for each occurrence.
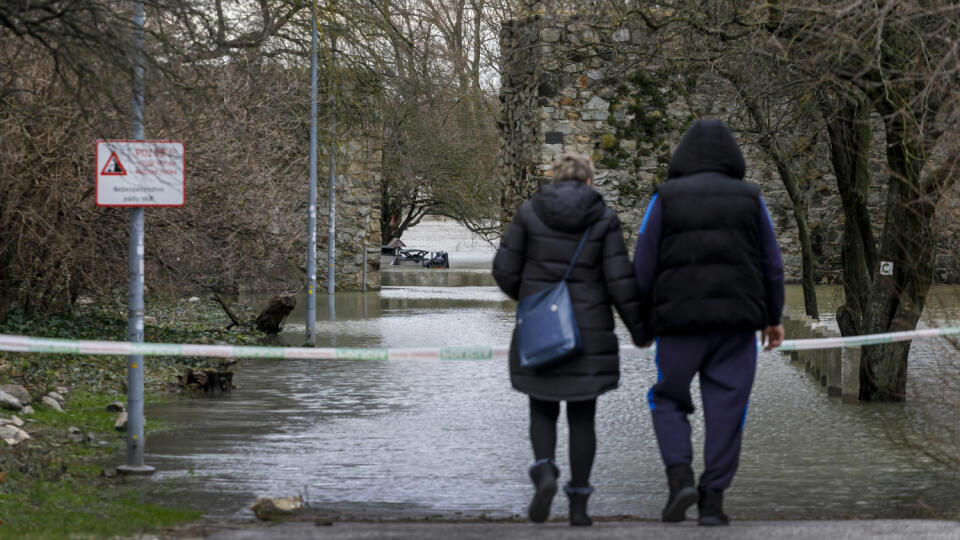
[638,193,659,235]
[634,194,661,298]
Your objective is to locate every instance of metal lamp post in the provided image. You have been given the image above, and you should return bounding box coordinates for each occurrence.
[326,30,337,296]
[305,3,319,346]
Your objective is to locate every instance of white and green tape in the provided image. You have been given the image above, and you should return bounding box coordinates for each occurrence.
[0,333,508,361]
[1,327,958,361]
[773,326,960,351]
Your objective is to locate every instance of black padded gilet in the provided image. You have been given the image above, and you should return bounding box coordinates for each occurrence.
[651,174,766,334]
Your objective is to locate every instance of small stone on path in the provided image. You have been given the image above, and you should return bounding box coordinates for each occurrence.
[47,391,65,405]
[22,405,34,415]
[251,496,303,520]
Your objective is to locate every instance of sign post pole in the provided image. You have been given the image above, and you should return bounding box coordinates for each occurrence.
[97,140,184,473]
[119,0,154,475]
[98,138,184,477]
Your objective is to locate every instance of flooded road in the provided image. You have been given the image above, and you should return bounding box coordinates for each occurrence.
[146,219,960,520]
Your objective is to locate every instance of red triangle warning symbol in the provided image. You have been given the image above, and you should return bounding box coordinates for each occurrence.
[101,151,127,176]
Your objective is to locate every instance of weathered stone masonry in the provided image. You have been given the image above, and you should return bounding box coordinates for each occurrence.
[314,135,382,291]
[498,13,960,284]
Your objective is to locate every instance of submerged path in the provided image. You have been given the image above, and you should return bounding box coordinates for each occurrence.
[140,220,960,525]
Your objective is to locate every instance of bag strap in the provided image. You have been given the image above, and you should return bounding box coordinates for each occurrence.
[561,225,593,282]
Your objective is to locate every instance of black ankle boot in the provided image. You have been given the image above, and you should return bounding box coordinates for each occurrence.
[563,483,593,526]
[697,487,729,526]
[527,459,559,523]
[662,464,698,522]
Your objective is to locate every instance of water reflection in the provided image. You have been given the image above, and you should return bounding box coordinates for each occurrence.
[144,221,960,521]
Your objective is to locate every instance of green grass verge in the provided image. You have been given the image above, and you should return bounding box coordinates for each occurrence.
[0,296,266,538]
[0,479,202,539]
[0,390,200,538]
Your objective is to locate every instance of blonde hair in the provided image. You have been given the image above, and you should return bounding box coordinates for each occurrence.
[551,153,594,183]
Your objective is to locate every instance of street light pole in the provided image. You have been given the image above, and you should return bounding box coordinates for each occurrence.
[327,31,337,296]
[305,2,319,345]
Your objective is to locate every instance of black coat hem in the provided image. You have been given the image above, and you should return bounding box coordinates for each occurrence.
[512,379,618,402]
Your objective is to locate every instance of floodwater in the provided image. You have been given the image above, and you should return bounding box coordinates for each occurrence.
[145,219,960,520]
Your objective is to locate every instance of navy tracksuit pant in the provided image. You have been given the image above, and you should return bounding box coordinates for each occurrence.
[648,331,756,491]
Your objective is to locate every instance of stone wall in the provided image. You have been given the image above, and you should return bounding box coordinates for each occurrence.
[498,13,960,284]
[315,134,382,291]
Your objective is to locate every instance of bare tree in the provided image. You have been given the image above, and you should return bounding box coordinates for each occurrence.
[0,0,510,320]
[768,1,960,400]
[378,0,501,243]
[622,0,960,400]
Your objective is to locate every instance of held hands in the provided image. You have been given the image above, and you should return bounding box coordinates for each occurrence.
[761,324,785,351]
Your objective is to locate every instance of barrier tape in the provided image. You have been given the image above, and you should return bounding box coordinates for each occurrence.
[1,327,958,361]
[772,326,960,351]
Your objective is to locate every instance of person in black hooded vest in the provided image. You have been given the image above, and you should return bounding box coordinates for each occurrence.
[493,153,648,526]
[633,119,785,526]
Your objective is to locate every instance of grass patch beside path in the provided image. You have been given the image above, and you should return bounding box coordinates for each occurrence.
[0,390,201,539]
[0,295,265,538]
[0,479,202,539]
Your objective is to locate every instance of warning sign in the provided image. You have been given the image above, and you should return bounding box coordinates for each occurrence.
[101,152,127,175]
[96,140,185,207]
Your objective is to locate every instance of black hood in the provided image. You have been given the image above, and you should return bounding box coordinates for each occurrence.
[532,180,607,233]
[666,118,746,180]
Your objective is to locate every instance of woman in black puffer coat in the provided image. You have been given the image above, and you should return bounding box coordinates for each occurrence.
[493,153,648,526]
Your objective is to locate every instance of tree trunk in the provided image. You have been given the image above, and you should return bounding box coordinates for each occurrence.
[0,243,18,322]
[793,203,819,320]
[859,342,911,401]
[857,93,938,400]
[822,85,940,401]
[822,91,875,339]
[763,146,819,320]
[212,292,242,329]
[730,73,820,318]
[255,294,296,334]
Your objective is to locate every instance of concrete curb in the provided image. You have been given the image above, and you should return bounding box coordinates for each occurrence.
[201,519,960,540]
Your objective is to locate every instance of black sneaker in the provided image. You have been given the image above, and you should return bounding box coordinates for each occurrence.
[662,464,698,522]
[527,459,559,523]
[697,487,730,526]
